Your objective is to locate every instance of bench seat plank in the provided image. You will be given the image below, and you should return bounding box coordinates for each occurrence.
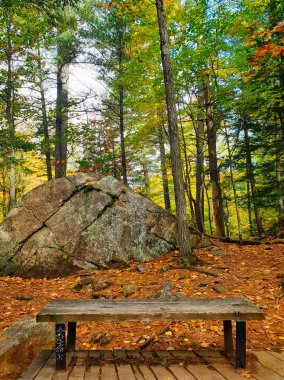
[36,297,264,322]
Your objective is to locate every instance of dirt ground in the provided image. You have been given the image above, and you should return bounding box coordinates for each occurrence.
[0,241,283,354]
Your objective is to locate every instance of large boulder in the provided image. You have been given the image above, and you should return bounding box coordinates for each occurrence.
[0,173,205,278]
[0,317,54,380]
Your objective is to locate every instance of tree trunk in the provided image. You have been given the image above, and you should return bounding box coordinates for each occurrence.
[224,124,242,240]
[195,88,205,232]
[204,76,225,237]
[179,117,196,223]
[205,181,213,235]
[119,85,128,186]
[55,47,69,179]
[158,126,171,211]
[142,160,150,197]
[244,124,264,236]
[155,0,196,265]
[5,21,16,210]
[38,49,52,181]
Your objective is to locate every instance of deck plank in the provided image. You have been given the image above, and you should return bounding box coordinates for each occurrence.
[116,364,136,380]
[150,365,176,380]
[137,365,157,380]
[254,351,284,377]
[168,365,196,379]
[84,365,100,380]
[19,350,53,380]
[251,361,284,380]
[131,364,147,380]
[101,364,117,380]
[267,351,284,363]
[187,364,227,380]
[68,364,86,379]
[34,358,55,380]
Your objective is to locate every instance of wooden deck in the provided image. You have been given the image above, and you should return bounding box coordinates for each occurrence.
[20,349,284,380]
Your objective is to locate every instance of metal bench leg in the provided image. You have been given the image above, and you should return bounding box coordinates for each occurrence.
[236,321,246,368]
[55,322,66,371]
[67,322,76,352]
[223,320,233,356]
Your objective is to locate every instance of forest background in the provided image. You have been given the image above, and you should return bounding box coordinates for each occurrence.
[0,0,284,241]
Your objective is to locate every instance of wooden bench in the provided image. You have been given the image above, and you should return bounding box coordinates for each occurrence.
[36,297,264,371]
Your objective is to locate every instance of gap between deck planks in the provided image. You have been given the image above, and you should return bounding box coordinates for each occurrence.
[20,349,284,380]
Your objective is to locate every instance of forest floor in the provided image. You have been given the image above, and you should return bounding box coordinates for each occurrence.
[0,241,283,355]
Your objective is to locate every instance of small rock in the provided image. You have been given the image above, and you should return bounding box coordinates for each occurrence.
[136,265,148,273]
[92,279,112,291]
[72,277,94,291]
[14,294,33,301]
[153,281,187,300]
[78,277,94,286]
[122,284,138,297]
[199,282,208,288]
[92,332,113,346]
[210,246,226,256]
[212,283,230,294]
[178,273,186,280]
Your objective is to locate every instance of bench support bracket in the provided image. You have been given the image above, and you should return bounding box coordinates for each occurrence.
[67,322,76,352]
[236,320,246,368]
[223,320,233,356]
[55,322,66,371]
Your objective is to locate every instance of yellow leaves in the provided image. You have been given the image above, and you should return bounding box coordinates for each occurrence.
[165,331,172,336]
[279,336,284,340]
[239,369,252,378]
[210,325,219,332]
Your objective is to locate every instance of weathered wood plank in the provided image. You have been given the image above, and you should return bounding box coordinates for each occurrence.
[214,364,249,380]
[36,298,264,322]
[101,364,117,380]
[125,350,145,361]
[102,350,114,361]
[194,350,245,380]
[68,364,86,379]
[88,350,102,359]
[170,350,203,363]
[116,364,136,380]
[268,351,284,362]
[150,365,176,380]
[19,350,53,380]
[155,350,172,361]
[130,364,146,380]
[254,351,284,377]
[84,365,101,380]
[113,350,127,360]
[136,365,156,380]
[34,358,55,380]
[187,365,227,379]
[168,365,196,379]
[251,360,284,380]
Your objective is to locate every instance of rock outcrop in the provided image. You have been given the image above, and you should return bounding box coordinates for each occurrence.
[0,317,53,380]
[0,173,207,278]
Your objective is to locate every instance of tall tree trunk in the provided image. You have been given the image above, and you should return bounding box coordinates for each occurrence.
[142,160,150,197]
[6,21,16,210]
[155,0,196,265]
[205,181,213,235]
[119,84,128,186]
[195,88,205,232]
[38,49,52,181]
[224,125,242,240]
[244,124,264,236]
[55,49,69,179]
[275,124,284,220]
[204,76,225,237]
[179,117,196,223]
[158,126,171,211]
